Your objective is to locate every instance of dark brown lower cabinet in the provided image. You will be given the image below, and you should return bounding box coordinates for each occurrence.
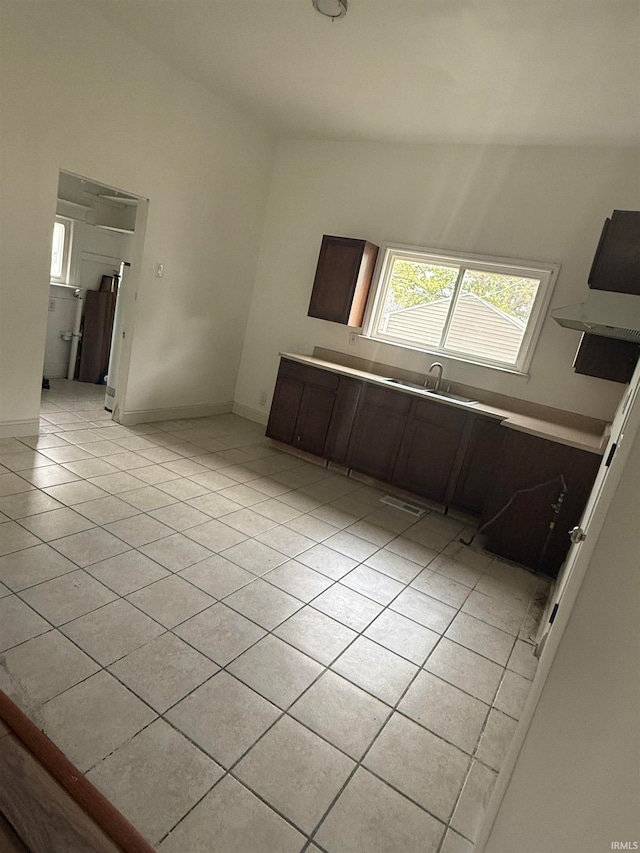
[346,383,410,481]
[481,430,601,576]
[324,377,363,465]
[294,384,338,456]
[266,359,602,577]
[265,369,305,445]
[265,359,338,456]
[452,418,506,514]
[392,397,470,504]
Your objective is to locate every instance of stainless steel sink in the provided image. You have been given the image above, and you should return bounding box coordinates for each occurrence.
[383,378,477,405]
[433,390,478,404]
[384,378,425,391]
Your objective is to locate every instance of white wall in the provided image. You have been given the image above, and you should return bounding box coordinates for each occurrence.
[483,426,640,853]
[0,0,274,432]
[43,287,77,379]
[235,140,638,422]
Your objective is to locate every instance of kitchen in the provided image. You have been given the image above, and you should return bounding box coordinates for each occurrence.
[264,208,639,581]
[0,2,638,852]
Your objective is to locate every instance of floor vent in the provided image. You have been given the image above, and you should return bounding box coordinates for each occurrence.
[379,495,426,517]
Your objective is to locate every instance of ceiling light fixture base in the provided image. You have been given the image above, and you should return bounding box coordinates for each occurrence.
[312,0,348,20]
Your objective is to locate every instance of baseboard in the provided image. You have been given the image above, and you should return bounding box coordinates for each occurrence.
[0,419,40,439]
[232,402,269,426]
[268,439,328,467]
[117,401,233,426]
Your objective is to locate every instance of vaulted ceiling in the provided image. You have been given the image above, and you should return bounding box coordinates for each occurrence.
[92,0,639,145]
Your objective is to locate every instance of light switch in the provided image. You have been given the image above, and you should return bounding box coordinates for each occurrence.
[48,299,55,312]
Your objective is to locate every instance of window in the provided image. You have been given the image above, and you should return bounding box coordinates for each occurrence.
[364,244,558,373]
[50,216,73,283]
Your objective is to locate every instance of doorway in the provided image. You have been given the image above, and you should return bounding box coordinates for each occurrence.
[42,171,147,421]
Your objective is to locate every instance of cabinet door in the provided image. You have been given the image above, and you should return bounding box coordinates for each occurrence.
[266,359,338,455]
[266,371,304,445]
[588,210,640,294]
[294,383,337,456]
[573,332,640,384]
[451,417,506,514]
[308,235,379,327]
[393,398,469,503]
[324,377,363,465]
[481,430,601,576]
[346,384,410,481]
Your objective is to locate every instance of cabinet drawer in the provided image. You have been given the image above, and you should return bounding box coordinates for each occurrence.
[360,383,412,414]
[279,359,340,391]
[412,396,468,429]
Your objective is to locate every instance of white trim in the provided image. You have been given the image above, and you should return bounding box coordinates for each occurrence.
[0,419,40,439]
[81,250,122,264]
[358,334,531,378]
[49,215,74,285]
[363,242,559,374]
[116,401,233,426]
[231,402,269,425]
[475,356,640,852]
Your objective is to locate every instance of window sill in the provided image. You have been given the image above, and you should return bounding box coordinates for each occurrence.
[357,334,531,378]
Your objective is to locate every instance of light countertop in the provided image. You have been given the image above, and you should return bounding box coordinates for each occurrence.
[280,352,610,455]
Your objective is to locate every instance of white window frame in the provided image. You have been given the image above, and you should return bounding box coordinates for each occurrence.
[362,243,559,375]
[50,216,74,284]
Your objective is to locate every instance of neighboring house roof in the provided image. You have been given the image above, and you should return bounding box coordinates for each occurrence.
[382,292,526,363]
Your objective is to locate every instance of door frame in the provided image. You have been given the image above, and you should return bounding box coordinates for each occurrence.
[475,355,640,851]
[109,197,148,422]
[50,170,148,420]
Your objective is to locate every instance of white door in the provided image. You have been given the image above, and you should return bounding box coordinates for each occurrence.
[105,261,131,412]
[536,354,640,655]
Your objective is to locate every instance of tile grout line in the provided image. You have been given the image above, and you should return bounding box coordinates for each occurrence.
[154,546,522,845]
[1,390,545,852]
[1,492,530,751]
[2,500,533,661]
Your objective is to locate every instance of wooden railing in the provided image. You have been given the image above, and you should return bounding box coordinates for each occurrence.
[0,690,156,852]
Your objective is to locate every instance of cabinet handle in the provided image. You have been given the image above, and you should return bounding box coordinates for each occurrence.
[569,526,586,544]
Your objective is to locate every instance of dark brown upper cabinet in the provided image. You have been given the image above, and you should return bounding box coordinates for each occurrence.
[575,209,640,383]
[307,235,379,327]
[574,333,640,384]
[588,209,640,294]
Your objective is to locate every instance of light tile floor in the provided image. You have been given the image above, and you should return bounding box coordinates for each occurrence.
[0,380,550,852]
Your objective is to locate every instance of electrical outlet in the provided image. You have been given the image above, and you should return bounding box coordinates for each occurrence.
[48,299,55,312]
[155,263,164,278]
[259,391,267,407]
[349,332,358,346]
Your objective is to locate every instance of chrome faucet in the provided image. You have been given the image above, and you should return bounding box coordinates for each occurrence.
[427,361,444,391]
